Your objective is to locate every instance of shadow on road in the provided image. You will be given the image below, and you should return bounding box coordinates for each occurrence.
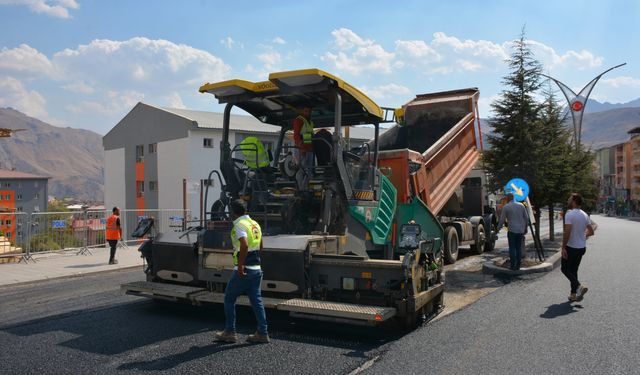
[118,342,254,371]
[540,301,582,319]
[1,298,399,358]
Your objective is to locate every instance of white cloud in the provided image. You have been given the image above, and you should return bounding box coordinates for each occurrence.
[257,51,282,71]
[395,40,441,62]
[272,37,286,45]
[0,76,49,119]
[458,59,483,72]
[0,44,57,78]
[220,36,244,50]
[52,37,230,93]
[529,40,603,69]
[432,32,509,60]
[62,81,94,93]
[0,0,78,18]
[363,83,411,100]
[165,92,186,109]
[602,76,640,88]
[67,90,145,116]
[322,28,395,75]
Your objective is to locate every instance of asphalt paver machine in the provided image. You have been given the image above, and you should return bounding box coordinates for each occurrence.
[122,69,483,327]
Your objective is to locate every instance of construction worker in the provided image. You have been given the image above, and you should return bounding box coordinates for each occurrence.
[239,136,270,169]
[105,206,122,265]
[293,106,315,189]
[215,199,269,344]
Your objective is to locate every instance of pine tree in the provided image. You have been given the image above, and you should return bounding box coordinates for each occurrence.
[534,83,573,240]
[484,29,543,197]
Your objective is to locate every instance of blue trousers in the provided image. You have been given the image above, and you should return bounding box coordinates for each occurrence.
[224,268,268,335]
[507,232,524,269]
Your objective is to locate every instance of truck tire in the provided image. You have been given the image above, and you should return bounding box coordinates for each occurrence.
[443,226,459,264]
[485,223,498,252]
[470,223,485,254]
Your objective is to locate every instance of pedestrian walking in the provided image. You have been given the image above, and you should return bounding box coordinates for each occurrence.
[561,193,595,302]
[105,207,122,265]
[215,199,269,344]
[497,193,529,270]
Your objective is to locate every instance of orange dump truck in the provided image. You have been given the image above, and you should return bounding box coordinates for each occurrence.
[377,88,497,263]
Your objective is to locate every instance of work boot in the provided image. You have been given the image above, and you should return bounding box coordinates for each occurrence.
[576,285,588,302]
[246,332,270,344]
[109,259,118,265]
[214,330,238,343]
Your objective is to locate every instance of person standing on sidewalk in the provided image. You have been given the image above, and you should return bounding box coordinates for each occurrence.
[497,193,529,270]
[215,199,269,344]
[562,193,595,302]
[105,207,122,265]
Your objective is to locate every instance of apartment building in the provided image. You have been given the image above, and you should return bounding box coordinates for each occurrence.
[597,127,640,213]
[0,170,49,243]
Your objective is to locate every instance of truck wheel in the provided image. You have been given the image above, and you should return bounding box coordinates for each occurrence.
[485,223,498,252]
[470,223,485,254]
[443,226,459,264]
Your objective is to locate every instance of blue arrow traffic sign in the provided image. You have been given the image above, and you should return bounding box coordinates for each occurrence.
[505,178,529,202]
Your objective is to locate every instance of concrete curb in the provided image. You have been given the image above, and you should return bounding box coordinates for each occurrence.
[482,250,562,276]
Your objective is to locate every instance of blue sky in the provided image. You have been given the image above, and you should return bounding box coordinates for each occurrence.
[1,0,638,135]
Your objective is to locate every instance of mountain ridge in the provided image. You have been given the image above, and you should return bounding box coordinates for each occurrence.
[0,108,103,202]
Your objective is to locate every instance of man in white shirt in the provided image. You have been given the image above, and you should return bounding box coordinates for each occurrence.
[497,193,530,270]
[562,193,595,302]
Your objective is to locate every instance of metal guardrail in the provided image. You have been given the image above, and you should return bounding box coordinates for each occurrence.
[0,209,190,263]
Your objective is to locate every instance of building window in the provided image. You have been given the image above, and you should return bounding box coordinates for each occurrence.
[136,180,145,197]
[149,181,158,191]
[203,138,213,148]
[17,182,21,188]
[4,219,10,226]
[34,205,40,212]
[136,144,144,162]
[4,194,9,200]
[16,193,22,201]
[6,232,10,239]
[149,143,157,154]
[35,193,39,199]
[2,182,10,188]
[16,206,22,212]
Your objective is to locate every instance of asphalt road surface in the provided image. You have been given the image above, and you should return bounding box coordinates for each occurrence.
[1,214,624,375]
[364,215,640,375]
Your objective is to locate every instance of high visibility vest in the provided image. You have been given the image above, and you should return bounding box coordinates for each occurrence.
[231,216,262,267]
[105,215,120,240]
[297,116,314,144]
[240,136,270,169]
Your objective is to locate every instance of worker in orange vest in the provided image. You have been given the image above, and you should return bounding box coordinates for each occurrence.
[106,206,122,265]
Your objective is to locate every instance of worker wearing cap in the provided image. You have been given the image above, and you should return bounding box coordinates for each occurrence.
[293,107,315,189]
[215,199,269,344]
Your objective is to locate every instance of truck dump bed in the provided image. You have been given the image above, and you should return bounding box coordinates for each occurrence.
[377,88,481,215]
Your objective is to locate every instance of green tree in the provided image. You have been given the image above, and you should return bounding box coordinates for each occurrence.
[533,83,573,240]
[483,30,544,205]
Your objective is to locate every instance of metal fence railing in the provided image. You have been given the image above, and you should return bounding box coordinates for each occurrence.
[0,212,29,261]
[0,209,190,263]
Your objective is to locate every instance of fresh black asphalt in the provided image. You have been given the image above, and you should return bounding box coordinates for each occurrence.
[0,215,636,374]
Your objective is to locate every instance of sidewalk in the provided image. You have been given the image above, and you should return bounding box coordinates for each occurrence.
[0,243,144,287]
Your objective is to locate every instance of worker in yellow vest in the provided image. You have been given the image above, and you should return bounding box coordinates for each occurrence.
[215,199,269,343]
[293,106,315,189]
[239,136,271,169]
[105,206,122,265]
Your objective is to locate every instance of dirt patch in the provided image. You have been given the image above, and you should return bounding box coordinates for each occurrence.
[494,258,543,268]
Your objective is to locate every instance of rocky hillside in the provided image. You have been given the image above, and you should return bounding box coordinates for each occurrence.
[0,108,103,201]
